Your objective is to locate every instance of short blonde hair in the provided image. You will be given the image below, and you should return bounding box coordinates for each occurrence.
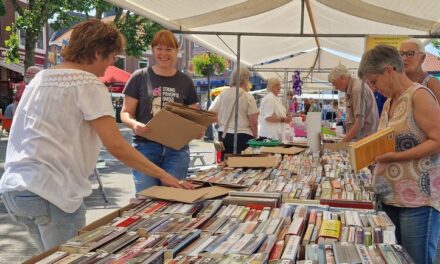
[400,38,425,52]
[61,19,125,64]
[266,78,281,92]
[230,66,250,87]
[328,64,351,83]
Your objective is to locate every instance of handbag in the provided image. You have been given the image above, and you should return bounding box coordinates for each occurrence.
[213,90,244,152]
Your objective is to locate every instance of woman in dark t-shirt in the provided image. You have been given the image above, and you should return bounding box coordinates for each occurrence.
[121,29,198,192]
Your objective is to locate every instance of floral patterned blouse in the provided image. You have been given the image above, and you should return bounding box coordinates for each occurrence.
[374,84,440,211]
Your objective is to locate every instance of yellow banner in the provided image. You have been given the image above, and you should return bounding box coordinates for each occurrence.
[365,35,408,51]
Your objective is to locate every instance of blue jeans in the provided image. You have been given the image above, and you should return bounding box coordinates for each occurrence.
[382,204,440,264]
[132,141,190,193]
[1,190,86,252]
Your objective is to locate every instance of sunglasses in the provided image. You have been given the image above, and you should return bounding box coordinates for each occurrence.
[399,50,423,57]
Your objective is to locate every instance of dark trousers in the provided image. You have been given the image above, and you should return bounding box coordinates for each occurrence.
[218,132,254,157]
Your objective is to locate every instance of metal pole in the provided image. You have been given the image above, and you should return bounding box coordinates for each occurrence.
[284,70,289,108]
[233,35,241,154]
[172,30,440,39]
[300,0,305,35]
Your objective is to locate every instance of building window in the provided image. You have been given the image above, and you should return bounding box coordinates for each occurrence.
[138,58,149,69]
[16,12,46,53]
[114,56,126,70]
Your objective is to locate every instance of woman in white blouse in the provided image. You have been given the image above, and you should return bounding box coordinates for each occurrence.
[258,78,292,140]
[0,19,193,253]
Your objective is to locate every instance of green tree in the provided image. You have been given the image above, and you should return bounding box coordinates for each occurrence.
[191,52,228,106]
[432,39,440,56]
[4,0,162,70]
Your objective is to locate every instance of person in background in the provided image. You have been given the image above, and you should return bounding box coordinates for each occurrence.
[258,77,292,141]
[209,66,259,156]
[0,19,193,253]
[121,29,199,193]
[359,44,440,264]
[5,66,42,120]
[291,96,299,114]
[328,64,379,142]
[303,98,311,115]
[400,38,440,103]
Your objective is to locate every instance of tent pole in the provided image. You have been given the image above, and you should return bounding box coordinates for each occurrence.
[233,34,241,154]
[300,0,305,34]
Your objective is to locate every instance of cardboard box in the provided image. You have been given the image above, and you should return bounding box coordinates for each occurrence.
[323,142,350,151]
[137,186,232,203]
[260,146,306,155]
[140,102,216,150]
[225,154,278,168]
[80,203,136,234]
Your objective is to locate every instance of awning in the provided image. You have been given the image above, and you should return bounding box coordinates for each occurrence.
[99,66,131,84]
[0,60,24,74]
[105,0,440,82]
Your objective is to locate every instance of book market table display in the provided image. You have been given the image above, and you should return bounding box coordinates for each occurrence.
[26,147,415,264]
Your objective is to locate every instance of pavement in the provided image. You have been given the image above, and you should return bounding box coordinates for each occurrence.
[0,124,216,263]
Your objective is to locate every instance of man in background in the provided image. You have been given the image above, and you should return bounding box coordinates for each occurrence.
[328,64,379,142]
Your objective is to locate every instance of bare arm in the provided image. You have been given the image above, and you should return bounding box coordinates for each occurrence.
[90,116,194,189]
[248,113,259,138]
[120,95,150,135]
[265,115,292,123]
[376,89,440,163]
[427,77,440,105]
[341,119,359,143]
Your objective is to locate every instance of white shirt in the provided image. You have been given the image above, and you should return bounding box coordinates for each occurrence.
[209,87,259,136]
[258,92,288,140]
[0,69,114,213]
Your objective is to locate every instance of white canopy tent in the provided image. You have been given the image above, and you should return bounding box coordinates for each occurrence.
[105,0,440,70]
[104,0,440,151]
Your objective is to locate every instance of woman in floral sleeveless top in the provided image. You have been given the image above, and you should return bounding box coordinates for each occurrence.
[358,45,440,264]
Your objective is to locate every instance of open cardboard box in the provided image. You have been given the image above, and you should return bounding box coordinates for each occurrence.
[137,185,232,203]
[225,154,278,168]
[140,102,216,150]
[260,145,306,155]
[322,142,349,151]
[23,203,138,263]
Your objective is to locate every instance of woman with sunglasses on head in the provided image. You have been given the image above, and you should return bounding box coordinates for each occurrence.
[359,44,440,264]
[399,38,440,103]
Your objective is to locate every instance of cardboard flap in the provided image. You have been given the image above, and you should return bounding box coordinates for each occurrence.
[226,155,278,168]
[323,142,350,151]
[142,109,205,150]
[260,146,305,155]
[165,102,217,128]
[137,186,232,203]
[197,186,233,200]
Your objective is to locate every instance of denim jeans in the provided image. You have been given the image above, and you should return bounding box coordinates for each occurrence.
[132,141,190,193]
[382,204,440,264]
[1,190,86,252]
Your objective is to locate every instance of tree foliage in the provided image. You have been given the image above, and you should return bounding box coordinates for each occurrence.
[3,0,162,70]
[191,52,228,77]
[115,11,162,58]
[0,0,6,16]
[432,39,440,57]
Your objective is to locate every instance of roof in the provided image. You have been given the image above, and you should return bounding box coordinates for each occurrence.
[105,0,440,87]
[423,52,440,72]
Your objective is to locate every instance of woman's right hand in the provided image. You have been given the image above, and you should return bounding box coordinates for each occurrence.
[159,173,195,190]
[133,122,151,136]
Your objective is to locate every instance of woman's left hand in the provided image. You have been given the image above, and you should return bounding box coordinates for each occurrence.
[375,152,398,163]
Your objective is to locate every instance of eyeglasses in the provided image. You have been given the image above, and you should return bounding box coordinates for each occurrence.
[399,50,423,57]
